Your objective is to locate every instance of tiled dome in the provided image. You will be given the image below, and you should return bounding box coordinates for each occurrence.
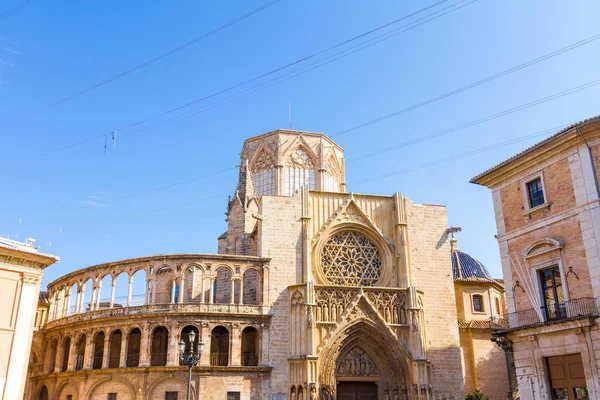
[451,239,494,281]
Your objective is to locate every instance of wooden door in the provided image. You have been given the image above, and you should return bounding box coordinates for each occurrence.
[547,354,589,399]
[337,382,378,400]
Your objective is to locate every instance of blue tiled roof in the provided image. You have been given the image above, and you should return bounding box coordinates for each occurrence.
[451,249,494,281]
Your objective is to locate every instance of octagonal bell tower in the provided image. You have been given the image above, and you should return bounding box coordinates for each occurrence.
[240,129,346,196]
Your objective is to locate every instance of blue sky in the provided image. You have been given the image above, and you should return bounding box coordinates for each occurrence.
[2,0,600,296]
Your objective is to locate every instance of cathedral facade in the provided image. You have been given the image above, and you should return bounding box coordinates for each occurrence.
[26,130,464,400]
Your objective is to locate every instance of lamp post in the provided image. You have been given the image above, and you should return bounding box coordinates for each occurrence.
[179,330,204,400]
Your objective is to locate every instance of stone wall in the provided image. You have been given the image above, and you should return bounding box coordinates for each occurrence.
[257,194,303,397]
[405,199,464,397]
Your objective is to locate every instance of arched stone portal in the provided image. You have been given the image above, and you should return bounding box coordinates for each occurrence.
[318,317,410,400]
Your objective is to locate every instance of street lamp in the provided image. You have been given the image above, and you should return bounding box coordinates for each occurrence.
[179,330,204,400]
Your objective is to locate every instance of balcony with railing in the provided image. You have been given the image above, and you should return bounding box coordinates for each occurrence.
[45,294,267,329]
[490,297,600,333]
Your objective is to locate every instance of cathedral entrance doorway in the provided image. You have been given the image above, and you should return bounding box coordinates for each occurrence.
[337,382,378,400]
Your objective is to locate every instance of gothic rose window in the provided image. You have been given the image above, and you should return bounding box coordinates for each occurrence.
[285,148,316,196]
[252,150,276,197]
[321,231,382,286]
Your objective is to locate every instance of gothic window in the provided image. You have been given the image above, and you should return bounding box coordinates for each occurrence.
[324,156,341,192]
[252,151,276,197]
[285,149,316,196]
[320,231,383,286]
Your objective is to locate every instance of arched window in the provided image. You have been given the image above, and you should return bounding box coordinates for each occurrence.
[214,267,232,304]
[210,326,230,366]
[252,150,276,197]
[172,280,180,304]
[241,327,258,366]
[179,325,199,366]
[495,297,501,315]
[473,295,484,312]
[151,326,169,366]
[320,231,383,286]
[108,330,122,368]
[61,337,70,372]
[48,339,58,373]
[243,269,259,305]
[92,332,105,369]
[75,334,86,370]
[38,386,49,400]
[324,156,341,192]
[285,149,316,196]
[126,328,141,367]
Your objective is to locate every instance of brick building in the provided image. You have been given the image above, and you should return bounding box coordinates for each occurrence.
[26,129,467,400]
[472,115,600,399]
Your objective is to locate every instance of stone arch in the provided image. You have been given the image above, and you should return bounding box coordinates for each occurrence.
[75,333,87,370]
[283,146,317,195]
[242,268,260,305]
[126,327,142,367]
[241,326,259,366]
[324,153,342,192]
[56,380,79,400]
[108,329,123,368]
[36,385,49,400]
[179,324,200,364]
[150,325,169,366]
[86,376,136,400]
[525,237,564,257]
[313,223,394,287]
[214,265,233,304]
[147,376,195,400]
[92,330,106,369]
[250,147,277,197]
[210,325,230,366]
[318,317,411,398]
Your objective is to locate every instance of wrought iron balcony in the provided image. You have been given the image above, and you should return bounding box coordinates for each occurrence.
[490,297,600,332]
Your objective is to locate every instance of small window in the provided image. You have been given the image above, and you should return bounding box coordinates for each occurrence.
[495,297,501,315]
[165,392,178,400]
[107,394,117,400]
[527,177,545,208]
[473,295,484,312]
[227,392,241,400]
[66,396,73,400]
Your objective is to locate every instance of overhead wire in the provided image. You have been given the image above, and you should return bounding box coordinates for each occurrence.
[0,0,284,129]
[347,78,600,163]
[0,0,469,168]
[0,0,34,22]
[119,0,477,143]
[348,123,571,186]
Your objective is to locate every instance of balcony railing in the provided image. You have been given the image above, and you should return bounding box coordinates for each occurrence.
[490,297,600,332]
[47,301,267,329]
[241,351,258,366]
[210,353,229,366]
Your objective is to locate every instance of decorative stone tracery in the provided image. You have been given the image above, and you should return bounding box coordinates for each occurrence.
[336,346,378,377]
[320,231,382,286]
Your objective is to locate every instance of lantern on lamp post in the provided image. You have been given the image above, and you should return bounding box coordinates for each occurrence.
[179,329,204,400]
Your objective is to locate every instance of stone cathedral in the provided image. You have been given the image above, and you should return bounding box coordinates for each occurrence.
[27,130,464,400]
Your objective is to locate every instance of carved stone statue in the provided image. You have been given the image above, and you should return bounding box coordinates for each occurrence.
[384,388,390,400]
[393,388,400,400]
[336,346,379,377]
[309,386,317,400]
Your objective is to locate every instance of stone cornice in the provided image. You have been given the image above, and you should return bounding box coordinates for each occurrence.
[33,365,273,380]
[472,120,600,189]
[43,306,272,332]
